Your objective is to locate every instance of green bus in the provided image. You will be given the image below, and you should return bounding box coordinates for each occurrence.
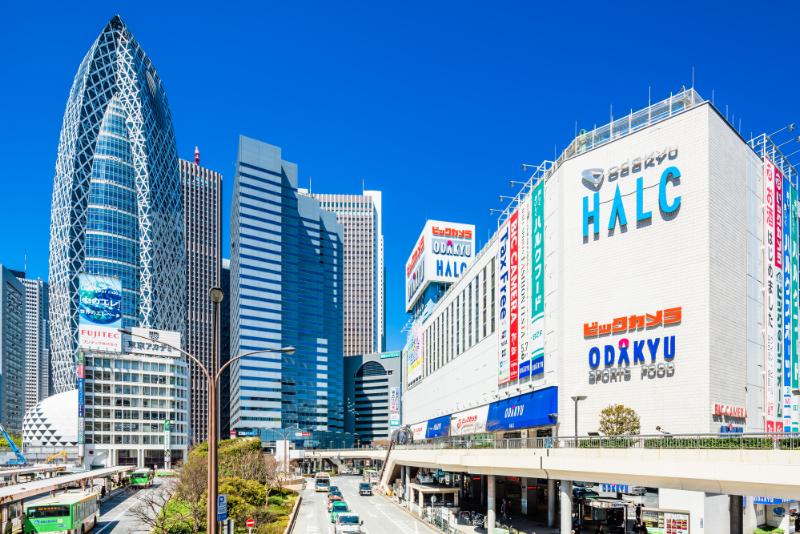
[129,469,154,487]
[24,491,99,534]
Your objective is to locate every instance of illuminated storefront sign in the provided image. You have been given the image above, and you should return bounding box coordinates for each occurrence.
[584,307,682,336]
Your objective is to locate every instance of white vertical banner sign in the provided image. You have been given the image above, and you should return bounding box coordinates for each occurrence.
[497,217,511,385]
[518,195,532,378]
[764,156,777,432]
[783,173,792,433]
[775,168,785,432]
[530,180,545,376]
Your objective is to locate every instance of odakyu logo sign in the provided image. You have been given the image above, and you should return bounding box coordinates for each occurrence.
[585,304,681,384]
[588,336,676,383]
[406,260,425,304]
[582,147,681,240]
[432,238,472,257]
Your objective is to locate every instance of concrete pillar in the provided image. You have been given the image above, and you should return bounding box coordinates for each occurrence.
[405,467,411,504]
[455,492,459,506]
[400,466,406,500]
[730,495,743,534]
[487,475,496,531]
[521,477,528,515]
[547,479,556,527]
[481,475,486,505]
[560,480,573,534]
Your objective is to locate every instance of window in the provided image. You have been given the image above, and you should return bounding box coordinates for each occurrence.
[468,284,473,348]
[456,297,460,355]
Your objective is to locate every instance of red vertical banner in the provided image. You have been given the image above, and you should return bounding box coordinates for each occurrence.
[509,211,519,381]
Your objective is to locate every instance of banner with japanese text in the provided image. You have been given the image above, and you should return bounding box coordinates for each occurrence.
[764,157,777,431]
[530,180,545,376]
[518,195,532,378]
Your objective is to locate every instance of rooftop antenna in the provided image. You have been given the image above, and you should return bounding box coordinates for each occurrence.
[309,176,312,194]
[194,146,199,165]
[24,250,26,277]
[692,67,694,89]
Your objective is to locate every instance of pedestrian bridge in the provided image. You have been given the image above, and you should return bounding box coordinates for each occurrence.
[311,434,800,499]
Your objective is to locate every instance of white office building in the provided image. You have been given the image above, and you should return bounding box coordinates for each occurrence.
[402,89,798,533]
[23,328,189,468]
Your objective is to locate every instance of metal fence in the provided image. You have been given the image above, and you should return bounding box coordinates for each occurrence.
[321,432,800,453]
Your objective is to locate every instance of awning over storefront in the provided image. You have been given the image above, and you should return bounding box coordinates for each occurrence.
[486,386,558,431]
[580,498,635,509]
[426,415,451,438]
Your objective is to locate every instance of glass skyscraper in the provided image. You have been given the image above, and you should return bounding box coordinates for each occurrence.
[230,136,344,432]
[49,15,184,394]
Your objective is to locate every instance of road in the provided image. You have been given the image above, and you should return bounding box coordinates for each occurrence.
[294,475,422,534]
[91,479,169,534]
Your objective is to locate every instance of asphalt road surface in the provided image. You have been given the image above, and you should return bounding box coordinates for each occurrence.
[91,479,167,534]
[294,475,421,534]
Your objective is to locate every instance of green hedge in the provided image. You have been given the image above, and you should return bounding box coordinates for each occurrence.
[574,436,800,450]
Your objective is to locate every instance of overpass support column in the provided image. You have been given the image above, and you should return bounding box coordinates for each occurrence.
[487,475,496,531]
[400,466,406,500]
[547,479,556,527]
[405,466,411,503]
[560,480,573,534]
[730,495,743,534]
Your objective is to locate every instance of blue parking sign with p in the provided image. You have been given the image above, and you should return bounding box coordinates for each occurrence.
[217,494,227,521]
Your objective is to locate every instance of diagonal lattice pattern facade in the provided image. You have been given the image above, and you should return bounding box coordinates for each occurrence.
[49,15,185,394]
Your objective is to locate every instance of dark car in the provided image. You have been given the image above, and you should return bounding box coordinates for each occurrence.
[329,486,340,493]
[359,482,372,496]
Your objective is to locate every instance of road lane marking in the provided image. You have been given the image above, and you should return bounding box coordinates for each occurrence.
[94,485,157,534]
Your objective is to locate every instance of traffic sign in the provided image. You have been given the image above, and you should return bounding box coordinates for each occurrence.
[217,494,228,521]
[246,519,255,528]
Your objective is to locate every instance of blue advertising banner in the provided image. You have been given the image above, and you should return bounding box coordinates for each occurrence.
[486,386,558,431]
[425,416,451,439]
[78,274,123,352]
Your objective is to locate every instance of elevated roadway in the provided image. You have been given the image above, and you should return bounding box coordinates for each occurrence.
[310,435,800,499]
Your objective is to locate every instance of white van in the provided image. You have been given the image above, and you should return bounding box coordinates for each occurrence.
[334,513,363,533]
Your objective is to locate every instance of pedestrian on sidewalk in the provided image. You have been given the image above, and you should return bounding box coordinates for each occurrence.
[500,499,507,521]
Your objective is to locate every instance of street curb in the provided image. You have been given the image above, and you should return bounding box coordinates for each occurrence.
[284,494,303,534]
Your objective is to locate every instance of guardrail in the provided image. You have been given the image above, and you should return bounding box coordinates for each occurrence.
[317,433,800,452]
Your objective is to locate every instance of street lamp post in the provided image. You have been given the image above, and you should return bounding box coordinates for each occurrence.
[571,396,587,445]
[269,427,303,475]
[120,287,296,534]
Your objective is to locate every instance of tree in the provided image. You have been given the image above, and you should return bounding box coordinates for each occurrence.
[598,404,641,436]
[127,478,183,534]
[175,456,207,534]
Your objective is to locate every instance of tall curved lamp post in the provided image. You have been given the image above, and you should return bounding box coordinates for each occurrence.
[120,286,296,534]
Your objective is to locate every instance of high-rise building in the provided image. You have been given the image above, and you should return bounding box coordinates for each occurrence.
[230,136,344,433]
[48,15,185,394]
[180,154,223,443]
[220,259,231,438]
[314,193,385,355]
[0,266,26,433]
[343,351,401,444]
[15,274,50,408]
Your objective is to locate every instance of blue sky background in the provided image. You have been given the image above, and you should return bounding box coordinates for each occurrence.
[2,0,798,352]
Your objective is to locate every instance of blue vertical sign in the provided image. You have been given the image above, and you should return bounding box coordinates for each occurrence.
[217,494,228,521]
[785,176,793,432]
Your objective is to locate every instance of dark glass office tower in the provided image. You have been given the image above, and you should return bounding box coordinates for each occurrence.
[230,136,344,432]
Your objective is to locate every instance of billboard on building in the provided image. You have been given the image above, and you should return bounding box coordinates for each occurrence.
[530,180,545,376]
[450,405,490,436]
[390,387,400,426]
[517,196,532,378]
[405,220,475,312]
[764,157,778,431]
[497,213,518,384]
[126,328,182,357]
[78,274,123,352]
[784,175,793,432]
[407,327,424,383]
[792,185,799,431]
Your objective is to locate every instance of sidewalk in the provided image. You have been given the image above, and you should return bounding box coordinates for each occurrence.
[379,493,561,534]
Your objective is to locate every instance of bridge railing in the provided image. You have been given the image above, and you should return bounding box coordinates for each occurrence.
[385,432,800,452]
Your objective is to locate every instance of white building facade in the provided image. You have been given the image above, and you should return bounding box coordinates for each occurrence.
[23,328,189,468]
[402,91,797,532]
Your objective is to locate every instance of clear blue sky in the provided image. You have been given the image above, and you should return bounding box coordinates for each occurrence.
[2,1,798,352]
